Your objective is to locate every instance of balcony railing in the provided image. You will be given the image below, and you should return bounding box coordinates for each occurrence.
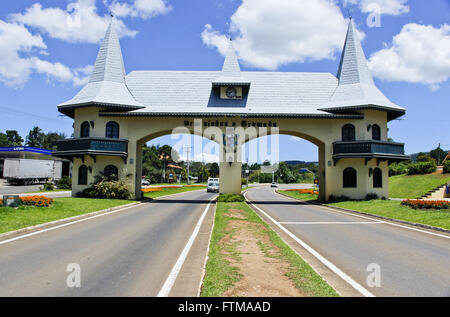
[333,140,405,156]
[54,137,128,157]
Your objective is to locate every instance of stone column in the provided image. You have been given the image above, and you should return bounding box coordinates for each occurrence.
[219,161,242,194]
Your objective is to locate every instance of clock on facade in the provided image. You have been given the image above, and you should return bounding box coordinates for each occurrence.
[226,87,237,98]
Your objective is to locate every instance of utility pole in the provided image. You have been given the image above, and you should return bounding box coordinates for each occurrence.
[184,146,191,185]
[438,143,441,165]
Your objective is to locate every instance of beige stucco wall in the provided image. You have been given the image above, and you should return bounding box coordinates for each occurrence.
[69,107,391,201]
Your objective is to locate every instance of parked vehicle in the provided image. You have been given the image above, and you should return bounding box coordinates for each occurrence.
[207,178,220,193]
[141,179,150,186]
[270,182,278,188]
[3,158,63,185]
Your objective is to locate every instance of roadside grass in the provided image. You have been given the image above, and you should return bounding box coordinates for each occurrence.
[389,173,450,198]
[142,185,206,199]
[0,197,133,234]
[200,201,338,297]
[277,190,318,202]
[26,189,70,194]
[328,199,450,230]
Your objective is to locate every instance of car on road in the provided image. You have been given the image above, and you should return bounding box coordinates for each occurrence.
[270,182,278,188]
[141,179,150,186]
[207,179,219,193]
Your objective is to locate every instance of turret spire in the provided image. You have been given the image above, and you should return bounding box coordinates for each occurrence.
[89,16,126,83]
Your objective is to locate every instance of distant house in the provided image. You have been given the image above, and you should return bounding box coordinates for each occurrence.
[444,151,450,164]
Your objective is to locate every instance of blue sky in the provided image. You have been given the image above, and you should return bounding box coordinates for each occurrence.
[0,0,449,163]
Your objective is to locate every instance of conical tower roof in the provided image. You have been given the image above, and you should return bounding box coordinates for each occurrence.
[58,16,143,117]
[320,19,404,119]
[212,39,250,86]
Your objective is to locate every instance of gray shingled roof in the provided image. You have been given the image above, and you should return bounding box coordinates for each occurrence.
[320,19,404,113]
[58,18,405,120]
[125,70,337,115]
[58,17,143,111]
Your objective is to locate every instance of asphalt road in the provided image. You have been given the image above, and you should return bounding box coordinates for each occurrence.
[0,181,42,195]
[246,186,450,297]
[0,189,216,296]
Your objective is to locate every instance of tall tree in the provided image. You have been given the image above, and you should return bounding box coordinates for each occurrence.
[42,132,66,150]
[26,126,45,148]
[0,130,23,147]
[430,147,447,165]
[208,162,219,177]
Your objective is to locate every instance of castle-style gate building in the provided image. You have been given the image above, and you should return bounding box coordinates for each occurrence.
[54,17,409,201]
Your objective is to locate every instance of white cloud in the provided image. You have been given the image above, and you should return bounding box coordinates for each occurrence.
[9,0,137,44]
[108,0,171,19]
[343,0,409,16]
[368,23,450,90]
[202,0,349,70]
[0,19,91,88]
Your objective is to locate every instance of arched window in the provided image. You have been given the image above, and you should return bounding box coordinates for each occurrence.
[78,165,88,185]
[342,124,356,142]
[104,165,118,180]
[372,124,381,141]
[373,168,382,188]
[80,121,90,138]
[343,167,357,188]
[106,121,120,139]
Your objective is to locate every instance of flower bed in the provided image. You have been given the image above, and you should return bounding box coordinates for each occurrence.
[20,196,54,207]
[285,189,318,195]
[401,199,449,210]
[141,188,163,193]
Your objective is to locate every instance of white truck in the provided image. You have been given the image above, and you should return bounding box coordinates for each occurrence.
[3,158,63,185]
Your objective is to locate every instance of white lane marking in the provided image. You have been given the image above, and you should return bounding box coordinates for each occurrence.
[276,190,450,239]
[158,197,216,297]
[0,203,142,246]
[244,191,375,297]
[279,221,382,225]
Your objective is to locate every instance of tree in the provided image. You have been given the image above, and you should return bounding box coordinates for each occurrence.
[198,165,209,182]
[208,162,219,177]
[416,153,435,163]
[0,130,24,147]
[42,132,66,150]
[26,126,45,148]
[430,147,447,165]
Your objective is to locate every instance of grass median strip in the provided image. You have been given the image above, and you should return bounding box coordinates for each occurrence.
[0,197,133,234]
[328,199,450,230]
[200,201,338,297]
[142,186,206,199]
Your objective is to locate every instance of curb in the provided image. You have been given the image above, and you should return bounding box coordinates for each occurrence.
[0,201,141,242]
[275,190,450,235]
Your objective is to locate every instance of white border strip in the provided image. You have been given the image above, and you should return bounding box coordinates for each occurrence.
[157,197,215,297]
[244,191,375,297]
[279,221,382,225]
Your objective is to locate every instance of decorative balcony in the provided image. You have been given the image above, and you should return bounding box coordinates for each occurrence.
[333,140,410,165]
[53,137,128,162]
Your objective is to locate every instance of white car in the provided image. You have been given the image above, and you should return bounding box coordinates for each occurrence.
[141,179,150,186]
[270,182,278,188]
[207,182,219,193]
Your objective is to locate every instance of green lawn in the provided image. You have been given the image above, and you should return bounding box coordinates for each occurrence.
[389,173,450,198]
[277,190,319,202]
[142,185,206,199]
[26,189,71,194]
[328,199,450,230]
[0,197,133,234]
[200,201,338,297]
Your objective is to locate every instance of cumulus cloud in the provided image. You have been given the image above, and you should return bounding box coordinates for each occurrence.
[368,23,450,90]
[202,0,349,70]
[9,0,137,44]
[0,19,92,88]
[343,0,409,16]
[107,0,171,19]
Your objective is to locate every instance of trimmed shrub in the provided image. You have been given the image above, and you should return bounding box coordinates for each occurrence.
[327,195,351,203]
[389,162,409,176]
[78,178,131,199]
[42,182,55,191]
[407,161,437,175]
[443,161,450,174]
[57,176,72,190]
[217,193,245,202]
[365,193,379,201]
